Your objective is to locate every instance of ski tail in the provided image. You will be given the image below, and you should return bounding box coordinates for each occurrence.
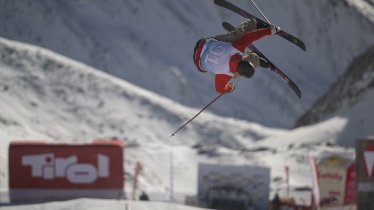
[215,0,306,51]
[222,22,301,98]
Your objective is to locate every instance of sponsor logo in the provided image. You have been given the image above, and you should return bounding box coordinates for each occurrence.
[22,153,109,184]
[363,145,374,177]
[317,156,348,181]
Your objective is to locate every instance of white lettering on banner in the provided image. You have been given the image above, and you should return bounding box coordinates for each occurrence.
[67,164,97,183]
[22,153,109,183]
[364,151,374,177]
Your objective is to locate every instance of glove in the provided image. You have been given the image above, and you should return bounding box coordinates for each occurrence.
[224,83,235,93]
[270,24,281,35]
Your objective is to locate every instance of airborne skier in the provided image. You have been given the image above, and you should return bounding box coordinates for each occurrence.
[172,1,302,137]
[193,18,280,93]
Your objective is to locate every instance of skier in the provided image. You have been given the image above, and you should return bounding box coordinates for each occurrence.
[193,18,280,93]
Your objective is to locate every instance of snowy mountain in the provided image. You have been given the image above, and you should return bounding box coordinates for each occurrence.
[0,34,356,205]
[1,0,374,208]
[0,36,284,200]
[1,0,373,127]
[295,44,374,147]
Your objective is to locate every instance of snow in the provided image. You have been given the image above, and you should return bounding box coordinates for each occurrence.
[0,36,359,208]
[0,199,206,210]
[0,1,373,209]
[0,0,373,128]
[347,0,374,22]
[335,88,374,146]
[0,36,284,199]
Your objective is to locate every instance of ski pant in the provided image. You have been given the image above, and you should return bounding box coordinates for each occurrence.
[213,18,262,69]
[213,18,258,42]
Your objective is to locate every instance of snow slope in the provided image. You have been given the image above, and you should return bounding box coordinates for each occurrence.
[0,0,373,127]
[295,45,374,147]
[0,199,206,210]
[0,36,284,199]
[0,35,358,207]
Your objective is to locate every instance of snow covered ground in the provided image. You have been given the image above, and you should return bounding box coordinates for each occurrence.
[0,1,373,209]
[0,36,361,208]
[0,199,206,210]
[0,36,284,200]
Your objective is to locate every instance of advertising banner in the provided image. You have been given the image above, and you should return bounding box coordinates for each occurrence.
[344,162,356,205]
[9,140,124,202]
[355,137,374,210]
[311,152,355,208]
[198,163,270,210]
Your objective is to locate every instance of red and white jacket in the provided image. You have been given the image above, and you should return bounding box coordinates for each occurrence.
[193,28,271,93]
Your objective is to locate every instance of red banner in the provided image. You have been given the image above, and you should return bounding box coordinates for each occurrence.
[343,162,356,205]
[9,141,124,190]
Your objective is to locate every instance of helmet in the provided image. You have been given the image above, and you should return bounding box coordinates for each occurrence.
[236,60,255,78]
[193,38,207,73]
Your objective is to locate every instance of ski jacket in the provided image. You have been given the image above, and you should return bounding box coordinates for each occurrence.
[194,28,271,93]
[200,39,242,76]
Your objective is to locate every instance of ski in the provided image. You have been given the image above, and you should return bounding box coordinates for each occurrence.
[214,0,306,51]
[222,21,302,98]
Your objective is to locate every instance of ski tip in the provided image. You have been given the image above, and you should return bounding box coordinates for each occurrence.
[295,38,306,51]
[294,88,302,98]
[301,43,307,51]
[222,22,235,32]
[295,89,302,98]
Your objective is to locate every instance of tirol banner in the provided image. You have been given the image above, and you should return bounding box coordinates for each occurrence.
[355,137,374,210]
[9,140,124,202]
[310,151,356,208]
